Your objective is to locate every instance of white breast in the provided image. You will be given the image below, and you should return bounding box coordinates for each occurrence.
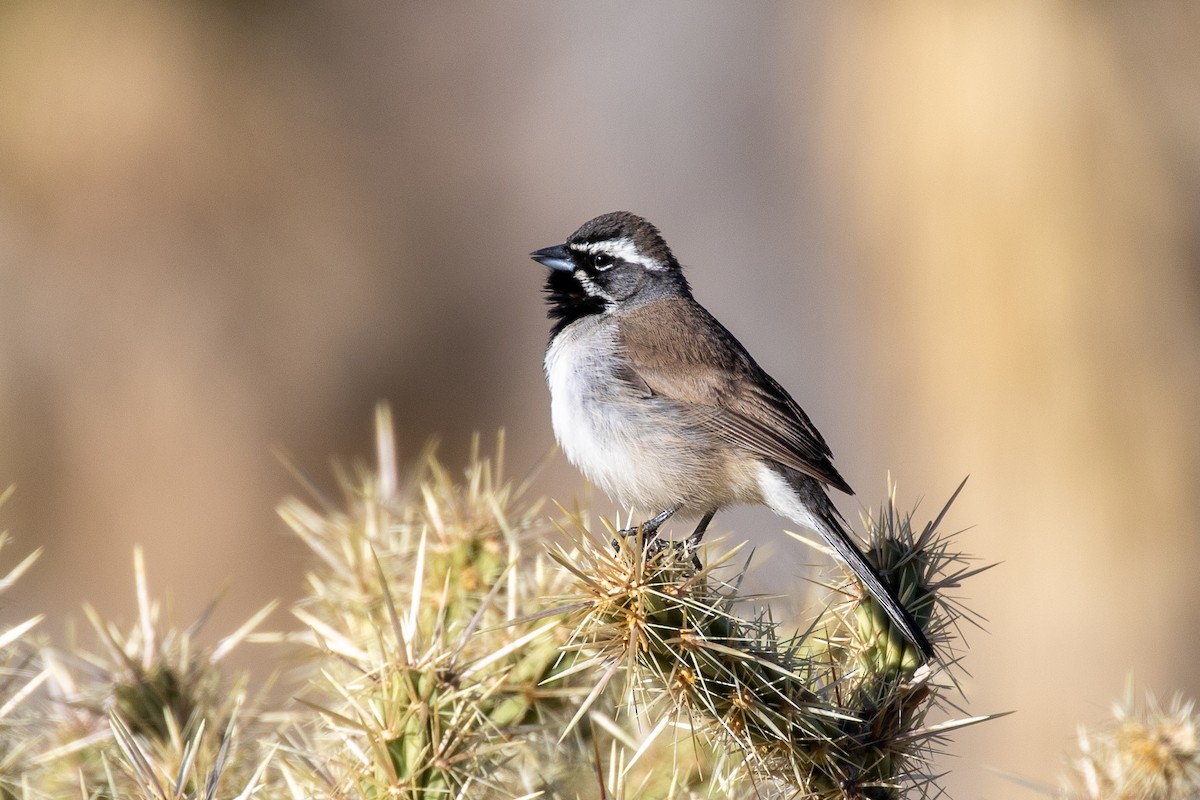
[544,318,635,500]
[543,317,754,515]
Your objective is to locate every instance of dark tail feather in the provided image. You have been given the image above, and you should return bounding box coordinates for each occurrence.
[814,505,935,661]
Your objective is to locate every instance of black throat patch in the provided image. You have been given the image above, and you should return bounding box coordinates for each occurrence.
[544,269,605,337]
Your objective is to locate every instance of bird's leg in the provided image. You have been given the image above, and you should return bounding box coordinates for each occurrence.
[617,505,679,544]
[613,505,681,557]
[683,510,716,569]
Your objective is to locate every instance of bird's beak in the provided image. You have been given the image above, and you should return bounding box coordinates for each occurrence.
[530,244,573,272]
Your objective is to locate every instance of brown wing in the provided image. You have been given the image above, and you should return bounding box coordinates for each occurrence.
[616,297,853,495]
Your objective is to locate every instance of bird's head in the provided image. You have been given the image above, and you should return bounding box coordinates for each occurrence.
[531,211,690,332]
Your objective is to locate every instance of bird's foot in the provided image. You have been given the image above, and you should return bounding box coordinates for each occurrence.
[611,506,679,555]
[611,508,714,571]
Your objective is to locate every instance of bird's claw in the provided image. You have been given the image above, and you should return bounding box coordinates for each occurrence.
[610,505,680,557]
[610,524,663,556]
[610,507,703,570]
[609,532,697,568]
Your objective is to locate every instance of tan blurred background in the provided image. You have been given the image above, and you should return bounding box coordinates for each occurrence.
[2,1,1199,795]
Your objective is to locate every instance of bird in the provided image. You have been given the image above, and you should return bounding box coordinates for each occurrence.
[529,211,934,661]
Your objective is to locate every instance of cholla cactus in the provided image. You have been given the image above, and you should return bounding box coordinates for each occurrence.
[267,406,990,798]
[553,481,990,799]
[0,407,990,798]
[275,407,596,798]
[0,487,46,798]
[1066,688,1200,800]
[0,488,280,799]
[34,547,276,799]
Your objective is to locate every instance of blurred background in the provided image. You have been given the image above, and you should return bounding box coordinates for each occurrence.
[1,1,1199,795]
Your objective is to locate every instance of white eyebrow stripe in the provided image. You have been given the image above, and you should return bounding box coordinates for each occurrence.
[570,238,665,271]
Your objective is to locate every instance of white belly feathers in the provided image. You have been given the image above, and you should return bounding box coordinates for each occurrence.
[544,316,750,514]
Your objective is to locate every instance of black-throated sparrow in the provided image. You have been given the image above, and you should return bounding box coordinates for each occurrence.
[530,211,933,661]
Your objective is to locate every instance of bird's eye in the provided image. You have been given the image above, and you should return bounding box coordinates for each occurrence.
[593,252,615,270]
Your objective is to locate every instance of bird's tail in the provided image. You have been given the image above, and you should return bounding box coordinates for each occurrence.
[813,504,935,661]
[758,466,935,661]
